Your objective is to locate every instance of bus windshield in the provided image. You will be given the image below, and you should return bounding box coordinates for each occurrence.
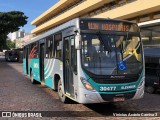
[81,33,143,75]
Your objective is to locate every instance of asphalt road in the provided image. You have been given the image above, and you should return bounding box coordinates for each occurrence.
[0,57,160,119]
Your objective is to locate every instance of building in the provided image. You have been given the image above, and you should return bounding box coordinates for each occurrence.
[15,32,34,48]
[31,0,160,47]
[22,33,34,46]
[8,30,25,41]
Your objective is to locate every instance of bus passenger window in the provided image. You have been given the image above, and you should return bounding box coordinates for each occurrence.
[30,43,38,58]
[35,42,39,58]
[54,41,62,59]
[54,33,62,59]
[46,36,53,58]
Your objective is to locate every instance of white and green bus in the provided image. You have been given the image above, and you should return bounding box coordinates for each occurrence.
[23,18,145,103]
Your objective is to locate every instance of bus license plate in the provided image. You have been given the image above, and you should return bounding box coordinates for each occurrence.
[113,97,125,102]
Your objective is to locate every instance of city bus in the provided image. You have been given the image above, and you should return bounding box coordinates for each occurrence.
[23,18,145,103]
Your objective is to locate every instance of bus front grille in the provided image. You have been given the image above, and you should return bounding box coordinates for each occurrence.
[91,76,139,84]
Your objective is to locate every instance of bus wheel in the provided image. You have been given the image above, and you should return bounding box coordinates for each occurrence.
[145,86,155,94]
[58,80,69,103]
[30,71,36,84]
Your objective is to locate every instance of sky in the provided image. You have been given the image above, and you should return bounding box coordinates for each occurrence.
[0,0,59,33]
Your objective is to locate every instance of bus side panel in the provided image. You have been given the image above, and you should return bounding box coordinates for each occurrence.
[44,59,63,89]
[44,58,54,88]
[23,58,26,74]
[29,58,40,82]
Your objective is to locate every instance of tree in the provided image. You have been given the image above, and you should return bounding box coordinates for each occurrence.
[0,11,28,51]
[5,39,15,50]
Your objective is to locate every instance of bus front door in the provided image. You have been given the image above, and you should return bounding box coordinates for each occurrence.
[63,37,74,98]
[40,43,45,82]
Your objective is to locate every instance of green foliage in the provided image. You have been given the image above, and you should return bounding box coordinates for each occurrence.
[0,11,28,34]
[0,11,28,51]
[6,40,15,49]
[0,34,7,50]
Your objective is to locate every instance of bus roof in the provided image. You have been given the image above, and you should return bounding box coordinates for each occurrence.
[25,18,79,46]
[25,18,137,46]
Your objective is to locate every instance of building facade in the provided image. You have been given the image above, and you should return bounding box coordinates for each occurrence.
[8,30,25,41]
[15,33,34,48]
[22,33,34,46]
[31,0,160,47]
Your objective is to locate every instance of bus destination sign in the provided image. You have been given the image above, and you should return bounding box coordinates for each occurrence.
[80,20,138,32]
[88,22,129,31]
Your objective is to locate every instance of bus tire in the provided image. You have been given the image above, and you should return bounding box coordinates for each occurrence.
[145,86,155,94]
[58,80,69,103]
[30,71,36,84]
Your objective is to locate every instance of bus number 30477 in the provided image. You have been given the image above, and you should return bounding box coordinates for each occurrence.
[100,86,116,91]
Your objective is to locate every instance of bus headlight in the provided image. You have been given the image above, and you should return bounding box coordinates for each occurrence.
[80,77,95,91]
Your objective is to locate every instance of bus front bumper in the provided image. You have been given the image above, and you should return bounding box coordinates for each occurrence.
[77,85,144,103]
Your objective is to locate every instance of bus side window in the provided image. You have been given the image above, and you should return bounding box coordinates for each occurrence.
[54,33,62,59]
[54,40,62,59]
[30,43,38,58]
[46,35,53,58]
[36,42,39,58]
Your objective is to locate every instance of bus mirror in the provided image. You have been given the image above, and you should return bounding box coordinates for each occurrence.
[75,35,81,49]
